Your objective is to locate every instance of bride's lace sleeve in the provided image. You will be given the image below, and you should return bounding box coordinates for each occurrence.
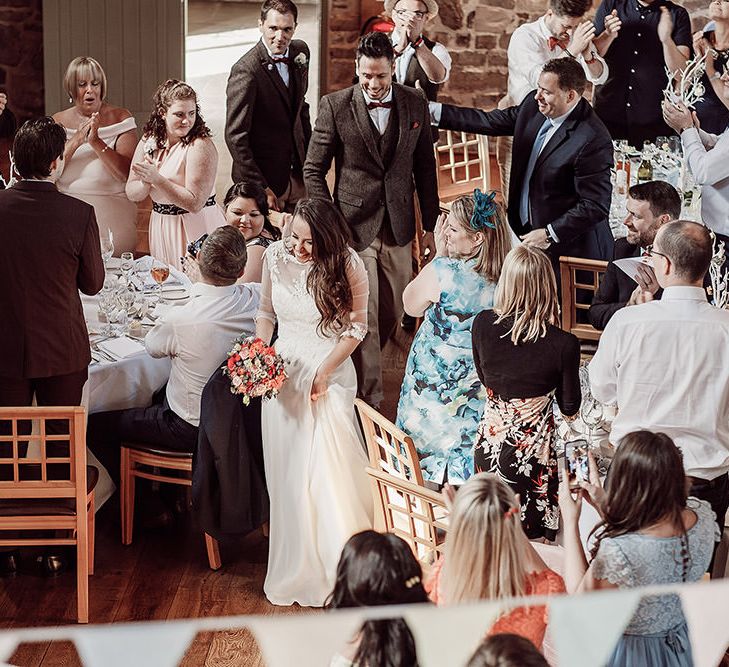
[341,250,369,341]
[255,248,277,325]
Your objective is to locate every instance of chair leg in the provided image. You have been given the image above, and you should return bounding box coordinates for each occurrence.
[120,447,135,545]
[87,491,96,576]
[205,533,221,570]
[77,513,89,624]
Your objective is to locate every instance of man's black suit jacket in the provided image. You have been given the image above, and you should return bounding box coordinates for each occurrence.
[440,95,614,262]
[225,39,312,195]
[588,237,650,330]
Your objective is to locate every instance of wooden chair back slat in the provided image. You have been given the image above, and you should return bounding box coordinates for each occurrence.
[435,130,490,204]
[0,406,91,623]
[355,399,424,485]
[559,256,609,342]
[366,467,448,567]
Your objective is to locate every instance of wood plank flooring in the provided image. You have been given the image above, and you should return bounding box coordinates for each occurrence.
[2,330,413,666]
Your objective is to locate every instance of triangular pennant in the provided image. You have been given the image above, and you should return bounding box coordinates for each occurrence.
[550,588,642,667]
[0,633,18,662]
[403,601,501,667]
[248,609,364,667]
[681,579,729,667]
[71,621,197,667]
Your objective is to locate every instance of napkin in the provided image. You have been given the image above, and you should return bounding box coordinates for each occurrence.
[613,256,649,282]
[98,336,146,360]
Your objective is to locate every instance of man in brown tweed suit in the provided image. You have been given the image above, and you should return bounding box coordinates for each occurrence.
[304,32,439,407]
[225,0,311,212]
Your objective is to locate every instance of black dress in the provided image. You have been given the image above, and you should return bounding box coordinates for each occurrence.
[471,310,581,540]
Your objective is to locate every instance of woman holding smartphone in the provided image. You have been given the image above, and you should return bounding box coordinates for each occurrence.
[559,431,717,666]
[471,245,581,541]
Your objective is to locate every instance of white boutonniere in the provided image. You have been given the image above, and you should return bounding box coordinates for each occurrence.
[294,53,308,69]
[143,136,158,158]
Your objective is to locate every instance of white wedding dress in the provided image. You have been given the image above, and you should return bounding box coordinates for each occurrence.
[258,240,373,607]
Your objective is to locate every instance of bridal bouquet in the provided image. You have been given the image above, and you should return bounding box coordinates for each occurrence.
[222,335,287,405]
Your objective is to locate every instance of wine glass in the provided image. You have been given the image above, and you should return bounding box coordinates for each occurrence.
[100,231,114,271]
[580,397,605,447]
[98,287,116,336]
[120,252,134,285]
[150,259,170,302]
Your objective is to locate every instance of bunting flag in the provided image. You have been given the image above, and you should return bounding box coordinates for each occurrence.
[681,579,729,667]
[2,579,729,667]
[248,609,365,667]
[70,621,197,667]
[0,634,17,663]
[549,588,642,667]
[403,600,501,667]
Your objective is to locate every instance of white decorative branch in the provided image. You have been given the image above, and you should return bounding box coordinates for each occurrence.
[664,53,708,109]
[710,229,729,309]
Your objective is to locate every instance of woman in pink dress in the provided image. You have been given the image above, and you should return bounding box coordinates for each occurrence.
[126,79,224,270]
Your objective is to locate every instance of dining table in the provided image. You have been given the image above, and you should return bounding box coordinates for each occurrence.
[78,260,191,507]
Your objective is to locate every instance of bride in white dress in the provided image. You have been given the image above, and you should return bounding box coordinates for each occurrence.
[255,198,374,607]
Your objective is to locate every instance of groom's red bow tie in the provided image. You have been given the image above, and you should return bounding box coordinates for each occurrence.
[548,36,569,51]
[366,101,392,110]
[272,56,291,64]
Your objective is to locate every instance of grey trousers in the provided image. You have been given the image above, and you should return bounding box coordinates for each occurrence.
[353,236,413,407]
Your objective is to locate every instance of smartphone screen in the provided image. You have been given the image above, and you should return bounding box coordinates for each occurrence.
[565,439,590,489]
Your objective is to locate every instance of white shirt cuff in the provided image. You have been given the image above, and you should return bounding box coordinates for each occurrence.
[547,224,560,243]
[430,101,442,126]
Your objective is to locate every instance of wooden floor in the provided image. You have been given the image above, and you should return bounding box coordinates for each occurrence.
[2,329,414,667]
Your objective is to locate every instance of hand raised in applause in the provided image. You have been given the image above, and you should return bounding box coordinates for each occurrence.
[568,21,596,57]
[604,10,622,38]
[131,156,164,185]
[434,212,448,257]
[662,99,694,132]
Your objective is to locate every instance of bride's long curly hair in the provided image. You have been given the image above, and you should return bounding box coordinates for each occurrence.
[290,199,354,336]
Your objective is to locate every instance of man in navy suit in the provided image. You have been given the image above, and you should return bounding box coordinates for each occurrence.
[432,57,613,269]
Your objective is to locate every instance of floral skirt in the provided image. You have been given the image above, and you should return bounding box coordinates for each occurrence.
[474,388,558,540]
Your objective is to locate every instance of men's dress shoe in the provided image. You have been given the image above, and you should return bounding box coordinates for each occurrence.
[0,550,20,577]
[39,552,67,577]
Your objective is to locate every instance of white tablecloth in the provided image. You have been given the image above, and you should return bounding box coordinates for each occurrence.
[79,293,176,507]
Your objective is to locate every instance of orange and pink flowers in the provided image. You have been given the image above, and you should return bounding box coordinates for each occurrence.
[222,335,287,406]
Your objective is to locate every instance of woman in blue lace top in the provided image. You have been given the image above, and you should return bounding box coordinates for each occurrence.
[560,431,719,667]
[395,191,512,486]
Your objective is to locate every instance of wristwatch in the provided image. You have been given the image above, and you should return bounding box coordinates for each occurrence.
[584,52,597,65]
[412,36,424,49]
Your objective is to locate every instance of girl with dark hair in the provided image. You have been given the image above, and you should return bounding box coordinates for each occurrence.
[223,180,280,282]
[326,531,428,667]
[255,198,373,607]
[559,430,718,667]
[126,79,224,270]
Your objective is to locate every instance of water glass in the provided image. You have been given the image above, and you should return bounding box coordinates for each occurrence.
[120,252,134,284]
[101,231,114,271]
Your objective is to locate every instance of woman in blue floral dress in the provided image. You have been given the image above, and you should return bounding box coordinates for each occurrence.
[395,191,512,486]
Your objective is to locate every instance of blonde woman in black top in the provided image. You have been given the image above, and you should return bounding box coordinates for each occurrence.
[471,245,581,540]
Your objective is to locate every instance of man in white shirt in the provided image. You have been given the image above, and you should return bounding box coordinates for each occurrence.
[590,220,729,531]
[663,95,729,243]
[87,226,260,484]
[498,0,611,198]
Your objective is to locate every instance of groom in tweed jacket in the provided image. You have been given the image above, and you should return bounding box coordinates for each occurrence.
[225,0,311,212]
[304,32,439,407]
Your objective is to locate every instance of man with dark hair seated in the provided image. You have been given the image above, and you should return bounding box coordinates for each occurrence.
[590,220,729,534]
[87,226,260,486]
[589,180,681,330]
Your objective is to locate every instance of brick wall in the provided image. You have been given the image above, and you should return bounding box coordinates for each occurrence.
[0,0,43,123]
[326,0,713,109]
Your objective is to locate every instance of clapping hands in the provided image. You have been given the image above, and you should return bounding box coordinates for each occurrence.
[604,10,622,38]
[662,99,696,132]
[131,156,164,185]
[568,21,597,58]
[434,212,448,257]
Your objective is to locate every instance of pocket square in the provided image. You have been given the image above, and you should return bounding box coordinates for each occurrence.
[412,121,420,129]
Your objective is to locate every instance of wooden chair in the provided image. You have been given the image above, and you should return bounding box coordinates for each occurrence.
[0,406,96,623]
[559,256,609,342]
[120,444,221,570]
[366,466,448,568]
[435,129,490,207]
[355,398,424,485]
